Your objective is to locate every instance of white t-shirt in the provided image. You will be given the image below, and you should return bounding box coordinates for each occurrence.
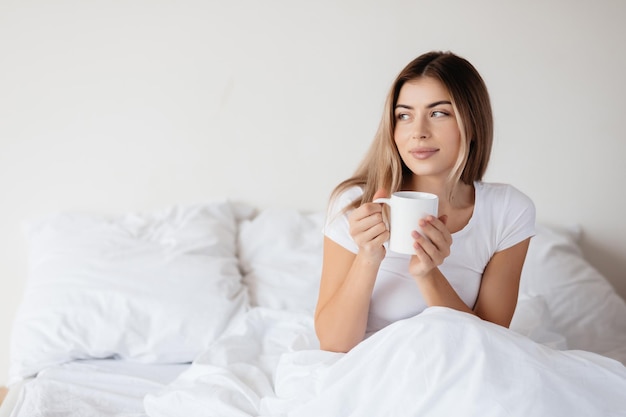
[324,181,536,336]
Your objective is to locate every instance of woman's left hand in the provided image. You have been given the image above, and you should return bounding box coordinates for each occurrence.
[408,215,452,279]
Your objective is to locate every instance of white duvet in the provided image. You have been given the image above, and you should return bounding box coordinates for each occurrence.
[145,307,626,417]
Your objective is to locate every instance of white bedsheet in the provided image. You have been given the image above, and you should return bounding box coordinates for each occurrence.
[9,360,188,417]
[145,307,626,417]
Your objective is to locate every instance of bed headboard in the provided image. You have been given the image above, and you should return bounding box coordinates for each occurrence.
[1,0,624,385]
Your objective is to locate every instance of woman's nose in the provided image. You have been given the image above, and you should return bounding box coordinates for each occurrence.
[411,117,430,139]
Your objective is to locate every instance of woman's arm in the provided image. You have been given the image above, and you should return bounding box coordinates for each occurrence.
[413,237,531,327]
[0,386,7,407]
[409,215,531,327]
[472,238,531,327]
[315,193,389,352]
[314,238,379,352]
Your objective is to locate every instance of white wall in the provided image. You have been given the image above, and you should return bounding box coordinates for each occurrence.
[1,0,624,385]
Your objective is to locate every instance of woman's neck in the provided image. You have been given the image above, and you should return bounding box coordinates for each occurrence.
[404,177,475,234]
[404,177,474,210]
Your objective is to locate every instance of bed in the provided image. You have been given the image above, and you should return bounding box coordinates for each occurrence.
[1,200,625,417]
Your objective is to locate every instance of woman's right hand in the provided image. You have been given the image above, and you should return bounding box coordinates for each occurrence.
[348,189,390,263]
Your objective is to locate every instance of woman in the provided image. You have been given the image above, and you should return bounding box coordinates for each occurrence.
[315,51,535,353]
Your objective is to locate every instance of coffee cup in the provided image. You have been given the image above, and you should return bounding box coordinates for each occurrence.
[374,191,439,255]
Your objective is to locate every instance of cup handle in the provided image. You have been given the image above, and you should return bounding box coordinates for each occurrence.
[373,198,390,205]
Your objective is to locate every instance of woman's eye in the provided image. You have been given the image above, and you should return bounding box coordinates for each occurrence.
[432,110,448,118]
[396,113,410,121]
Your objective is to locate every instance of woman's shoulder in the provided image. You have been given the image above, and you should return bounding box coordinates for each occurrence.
[334,185,364,200]
[324,185,363,254]
[474,181,536,250]
[328,185,364,214]
[475,181,534,209]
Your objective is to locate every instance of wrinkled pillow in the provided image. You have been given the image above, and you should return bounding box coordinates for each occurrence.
[238,208,324,314]
[520,224,626,364]
[510,294,567,350]
[9,202,249,384]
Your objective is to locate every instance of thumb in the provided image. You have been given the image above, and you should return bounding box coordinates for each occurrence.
[372,188,390,202]
[439,214,448,225]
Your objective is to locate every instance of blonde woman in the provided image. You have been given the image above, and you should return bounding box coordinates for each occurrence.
[315,51,535,353]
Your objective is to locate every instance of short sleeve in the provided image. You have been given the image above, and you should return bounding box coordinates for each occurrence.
[323,187,363,254]
[496,185,536,252]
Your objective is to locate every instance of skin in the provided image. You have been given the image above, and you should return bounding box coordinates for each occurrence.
[315,77,531,353]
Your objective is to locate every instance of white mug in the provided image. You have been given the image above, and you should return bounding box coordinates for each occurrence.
[374,191,439,255]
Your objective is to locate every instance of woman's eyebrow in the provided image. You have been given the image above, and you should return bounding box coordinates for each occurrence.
[426,100,452,108]
[395,100,452,110]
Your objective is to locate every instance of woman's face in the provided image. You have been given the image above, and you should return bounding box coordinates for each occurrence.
[393,77,462,182]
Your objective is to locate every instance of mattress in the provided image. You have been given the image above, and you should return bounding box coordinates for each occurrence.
[4,359,188,417]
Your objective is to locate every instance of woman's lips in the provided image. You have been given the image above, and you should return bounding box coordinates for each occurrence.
[409,148,439,160]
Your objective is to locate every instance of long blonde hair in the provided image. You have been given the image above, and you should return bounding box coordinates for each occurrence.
[331,51,493,210]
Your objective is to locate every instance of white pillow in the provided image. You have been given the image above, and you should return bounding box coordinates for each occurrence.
[509,294,567,350]
[238,208,324,314]
[238,210,626,364]
[520,224,626,364]
[8,202,249,384]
